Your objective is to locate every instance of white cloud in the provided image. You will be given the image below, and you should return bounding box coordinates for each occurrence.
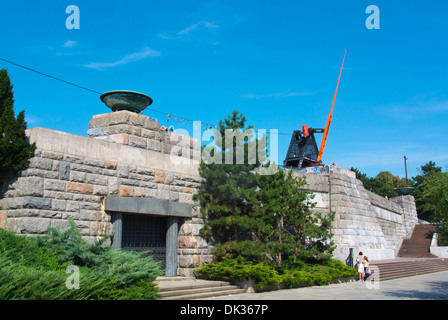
[83,47,161,70]
[385,101,448,115]
[25,114,41,125]
[159,20,219,39]
[240,91,318,99]
[63,40,77,48]
[159,33,181,40]
[178,21,219,35]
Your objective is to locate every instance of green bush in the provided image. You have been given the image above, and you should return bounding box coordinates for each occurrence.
[196,257,357,290]
[0,227,49,267]
[0,218,163,300]
[0,255,159,300]
[196,257,282,289]
[0,256,108,300]
[34,217,164,286]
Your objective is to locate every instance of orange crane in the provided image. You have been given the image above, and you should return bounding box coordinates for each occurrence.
[316,50,347,163]
[283,51,346,169]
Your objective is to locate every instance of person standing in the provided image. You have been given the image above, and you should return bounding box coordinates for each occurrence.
[356,252,365,282]
[364,256,371,279]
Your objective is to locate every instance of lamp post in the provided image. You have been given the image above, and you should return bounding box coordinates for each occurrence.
[394,156,414,196]
[404,155,408,187]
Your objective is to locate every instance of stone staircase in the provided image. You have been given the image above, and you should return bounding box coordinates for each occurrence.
[367,224,448,281]
[398,224,436,258]
[370,258,448,281]
[156,277,246,300]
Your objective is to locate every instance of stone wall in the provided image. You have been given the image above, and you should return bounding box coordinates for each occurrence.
[87,111,201,162]
[0,111,212,277]
[0,109,419,274]
[291,168,418,261]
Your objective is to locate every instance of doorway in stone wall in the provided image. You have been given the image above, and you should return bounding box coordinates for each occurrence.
[107,196,189,277]
[121,213,167,269]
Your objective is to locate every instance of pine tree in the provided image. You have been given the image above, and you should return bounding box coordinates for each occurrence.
[194,110,266,260]
[257,170,335,267]
[195,110,334,266]
[0,69,35,178]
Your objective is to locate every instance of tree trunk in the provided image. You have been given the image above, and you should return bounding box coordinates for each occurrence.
[277,214,283,268]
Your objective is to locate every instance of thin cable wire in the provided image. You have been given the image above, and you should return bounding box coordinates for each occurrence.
[0,57,102,95]
[0,56,293,135]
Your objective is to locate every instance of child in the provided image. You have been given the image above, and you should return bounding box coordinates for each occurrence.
[364,256,371,279]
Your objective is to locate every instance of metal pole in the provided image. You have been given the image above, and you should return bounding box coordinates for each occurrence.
[404,155,408,186]
[328,174,332,216]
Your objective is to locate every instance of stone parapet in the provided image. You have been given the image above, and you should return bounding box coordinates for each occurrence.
[87,110,201,162]
[390,195,418,238]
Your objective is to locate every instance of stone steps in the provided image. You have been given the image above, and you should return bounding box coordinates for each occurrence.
[370,258,448,281]
[156,277,246,300]
[398,224,436,258]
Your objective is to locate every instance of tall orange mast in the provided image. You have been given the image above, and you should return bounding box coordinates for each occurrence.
[316,50,347,163]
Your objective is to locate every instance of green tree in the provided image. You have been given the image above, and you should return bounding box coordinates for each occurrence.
[0,69,35,178]
[420,169,448,245]
[350,168,406,198]
[411,161,442,221]
[256,169,335,267]
[371,171,407,198]
[194,110,265,260]
[195,110,334,267]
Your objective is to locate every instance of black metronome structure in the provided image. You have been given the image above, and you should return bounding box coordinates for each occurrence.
[283,126,323,169]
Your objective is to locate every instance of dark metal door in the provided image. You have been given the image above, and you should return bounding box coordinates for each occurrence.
[121,213,167,268]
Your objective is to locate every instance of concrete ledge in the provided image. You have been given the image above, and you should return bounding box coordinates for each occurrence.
[105,196,192,218]
[366,190,404,214]
[26,127,199,177]
[430,234,448,258]
[332,247,395,262]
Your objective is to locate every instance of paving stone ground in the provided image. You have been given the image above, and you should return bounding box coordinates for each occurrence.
[200,270,448,300]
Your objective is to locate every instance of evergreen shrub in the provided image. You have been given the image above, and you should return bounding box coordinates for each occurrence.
[0,217,163,300]
[196,257,357,290]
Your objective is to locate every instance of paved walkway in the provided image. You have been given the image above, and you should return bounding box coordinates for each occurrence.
[201,270,448,300]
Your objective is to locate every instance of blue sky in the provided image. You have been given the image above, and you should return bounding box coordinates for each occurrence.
[1,1,447,179]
